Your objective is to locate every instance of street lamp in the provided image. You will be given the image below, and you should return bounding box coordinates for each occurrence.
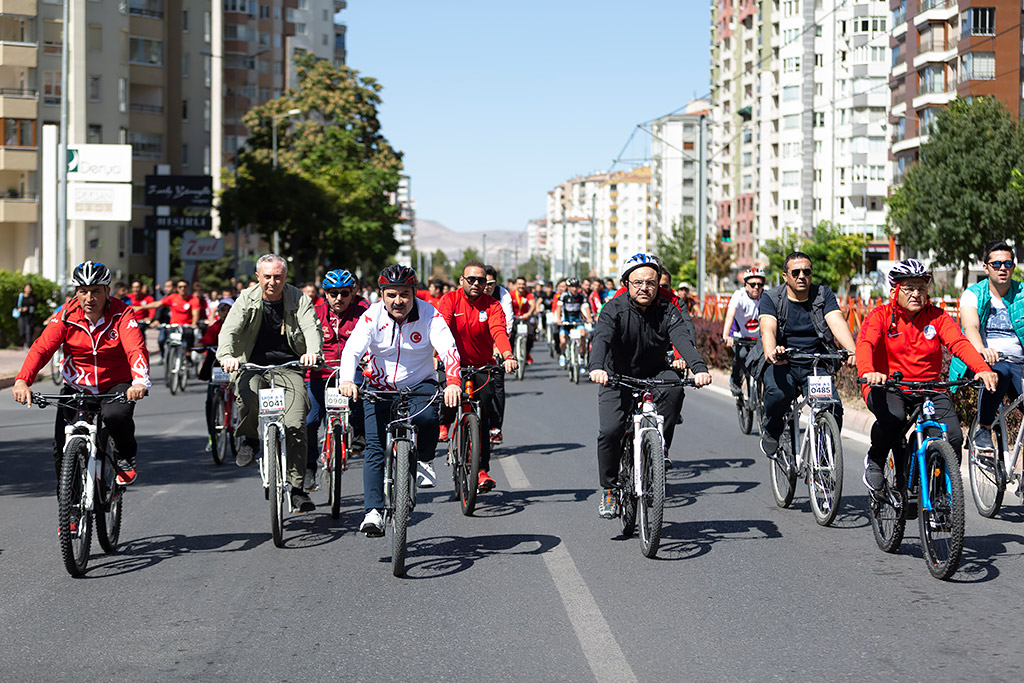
[270,108,302,253]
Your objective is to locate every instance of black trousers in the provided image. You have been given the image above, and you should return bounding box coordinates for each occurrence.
[442,369,500,472]
[730,342,751,389]
[596,369,684,489]
[864,388,962,467]
[762,363,843,438]
[490,367,505,430]
[52,382,137,477]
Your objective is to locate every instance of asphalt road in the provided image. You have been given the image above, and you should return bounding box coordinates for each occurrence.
[1,348,1023,682]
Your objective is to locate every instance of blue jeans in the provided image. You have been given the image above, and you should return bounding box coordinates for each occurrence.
[305,377,364,469]
[977,359,1024,427]
[762,363,843,439]
[361,380,440,511]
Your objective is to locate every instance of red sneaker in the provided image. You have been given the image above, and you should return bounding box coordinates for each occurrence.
[526,355,533,365]
[478,470,496,492]
[115,460,137,486]
[439,424,449,442]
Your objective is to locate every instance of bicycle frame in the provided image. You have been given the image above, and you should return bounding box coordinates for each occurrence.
[899,399,951,514]
[779,353,845,475]
[980,356,1024,490]
[629,392,665,497]
[321,365,352,470]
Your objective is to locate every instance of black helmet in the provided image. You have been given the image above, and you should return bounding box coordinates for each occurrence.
[377,264,417,289]
[71,260,112,287]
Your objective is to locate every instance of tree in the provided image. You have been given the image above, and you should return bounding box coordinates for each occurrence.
[887,97,1024,284]
[760,227,802,284]
[655,217,696,278]
[800,221,867,296]
[705,236,734,291]
[220,54,403,284]
[518,254,550,282]
[452,248,482,279]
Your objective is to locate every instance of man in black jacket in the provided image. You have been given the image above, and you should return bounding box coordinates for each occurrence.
[588,253,712,519]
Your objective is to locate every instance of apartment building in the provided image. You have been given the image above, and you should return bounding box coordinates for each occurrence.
[711,0,892,269]
[525,217,548,261]
[545,171,609,279]
[890,0,1023,183]
[649,100,710,244]
[392,173,414,266]
[596,166,652,276]
[0,0,345,278]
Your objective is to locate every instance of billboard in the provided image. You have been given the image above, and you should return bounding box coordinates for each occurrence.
[180,232,224,261]
[67,144,132,183]
[144,175,213,207]
[68,182,132,221]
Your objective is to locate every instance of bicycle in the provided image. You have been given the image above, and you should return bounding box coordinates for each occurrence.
[605,373,698,558]
[966,353,1024,518]
[766,350,849,526]
[545,311,557,357]
[239,360,304,548]
[512,319,530,380]
[204,354,238,466]
[50,346,63,385]
[362,385,442,577]
[446,365,503,516]
[32,391,130,577]
[562,323,587,384]
[319,362,352,520]
[731,338,762,435]
[861,374,975,580]
[164,324,193,395]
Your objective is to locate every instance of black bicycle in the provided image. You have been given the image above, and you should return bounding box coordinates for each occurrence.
[732,338,762,435]
[446,365,504,516]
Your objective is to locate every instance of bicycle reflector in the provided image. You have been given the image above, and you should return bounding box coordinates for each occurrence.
[923,400,935,418]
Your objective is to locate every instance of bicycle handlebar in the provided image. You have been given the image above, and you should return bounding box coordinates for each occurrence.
[778,349,853,361]
[360,386,443,404]
[604,374,700,389]
[856,375,980,392]
[238,360,308,371]
[31,392,129,409]
[460,364,506,378]
[998,353,1024,364]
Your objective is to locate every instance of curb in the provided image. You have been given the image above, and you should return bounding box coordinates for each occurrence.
[0,375,14,390]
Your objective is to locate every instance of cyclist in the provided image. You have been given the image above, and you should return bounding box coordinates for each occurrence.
[950,239,1024,452]
[437,260,518,492]
[217,254,322,513]
[338,265,462,536]
[722,267,766,397]
[12,261,150,486]
[484,267,513,445]
[588,253,712,518]
[197,297,234,380]
[305,269,369,490]
[754,251,857,457]
[857,259,997,491]
[555,277,592,367]
[510,276,538,364]
[136,279,201,362]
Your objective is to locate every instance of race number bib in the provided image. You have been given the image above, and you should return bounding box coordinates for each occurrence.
[569,327,583,340]
[516,322,529,335]
[807,375,833,400]
[258,387,286,414]
[169,331,183,343]
[211,368,230,383]
[325,388,349,409]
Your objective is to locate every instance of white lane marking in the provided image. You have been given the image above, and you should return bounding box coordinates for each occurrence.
[542,543,637,683]
[841,428,870,445]
[706,384,732,399]
[496,455,531,489]
[160,417,200,436]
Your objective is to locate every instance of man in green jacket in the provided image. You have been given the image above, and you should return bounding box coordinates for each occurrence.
[217,254,322,512]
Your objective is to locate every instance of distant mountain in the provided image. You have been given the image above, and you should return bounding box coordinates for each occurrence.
[415,219,527,261]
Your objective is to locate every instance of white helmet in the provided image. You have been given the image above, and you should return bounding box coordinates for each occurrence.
[620,253,661,283]
[742,266,766,282]
[887,258,931,288]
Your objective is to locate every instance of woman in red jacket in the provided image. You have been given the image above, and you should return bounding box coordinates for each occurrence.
[12,261,150,485]
[856,259,997,492]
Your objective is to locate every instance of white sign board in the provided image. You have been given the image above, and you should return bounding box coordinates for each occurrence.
[180,231,224,261]
[67,182,132,221]
[67,144,132,183]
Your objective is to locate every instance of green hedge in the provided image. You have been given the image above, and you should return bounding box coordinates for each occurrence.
[0,271,59,348]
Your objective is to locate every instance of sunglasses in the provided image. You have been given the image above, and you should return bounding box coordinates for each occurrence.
[463,276,486,285]
[988,260,1016,270]
[486,280,496,286]
[789,268,812,278]
[325,289,352,298]
[746,281,765,288]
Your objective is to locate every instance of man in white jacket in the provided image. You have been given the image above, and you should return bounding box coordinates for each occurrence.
[339,265,462,535]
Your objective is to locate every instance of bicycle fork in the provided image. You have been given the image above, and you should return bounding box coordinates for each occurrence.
[914,416,949,514]
[66,424,98,512]
[631,397,664,497]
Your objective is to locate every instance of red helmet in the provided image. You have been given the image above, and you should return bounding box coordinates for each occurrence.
[377,264,417,289]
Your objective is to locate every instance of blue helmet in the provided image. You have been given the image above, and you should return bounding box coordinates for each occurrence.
[619,252,661,283]
[322,269,356,290]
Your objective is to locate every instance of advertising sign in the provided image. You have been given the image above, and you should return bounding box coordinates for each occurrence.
[180,231,224,261]
[67,144,132,183]
[145,175,213,207]
[67,182,132,221]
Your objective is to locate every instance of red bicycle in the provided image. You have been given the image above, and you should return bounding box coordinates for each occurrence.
[320,363,352,519]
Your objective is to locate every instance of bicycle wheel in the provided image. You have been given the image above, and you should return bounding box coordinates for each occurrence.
[267,426,285,548]
[637,423,666,558]
[967,416,1004,518]
[58,437,92,577]
[569,341,579,384]
[392,440,412,577]
[618,446,636,537]
[458,412,482,516]
[751,378,764,436]
[168,347,181,395]
[870,450,906,553]
[209,388,226,465]
[919,440,965,580]
[50,349,62,385]
[515,336,526,381]
[179,355,189,392]
[94,435,123,553]
[736,386,753,435]
[768,422,797,508]
[164,345,174,390]
[808,412,843,526]
[329,425,345,520]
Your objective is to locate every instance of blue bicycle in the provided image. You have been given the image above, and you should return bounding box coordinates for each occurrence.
[861,374,977,580]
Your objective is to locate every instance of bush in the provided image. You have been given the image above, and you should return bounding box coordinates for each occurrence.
[0,271,59,347]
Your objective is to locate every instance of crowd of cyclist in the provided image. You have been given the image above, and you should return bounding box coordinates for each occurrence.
[11,237,1024,543]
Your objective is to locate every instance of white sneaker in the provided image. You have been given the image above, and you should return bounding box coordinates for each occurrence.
[359,509,384,535]
[417,461,436,488]
[558,355,566,367]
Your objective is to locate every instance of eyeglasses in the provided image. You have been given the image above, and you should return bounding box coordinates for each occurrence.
[325,289,352,298]
[746,281,765,288]
[789,268,812,278]
[988,260,1016,270]
[463,276,486,285]
[628,279,659,290]
[901,285,929,295]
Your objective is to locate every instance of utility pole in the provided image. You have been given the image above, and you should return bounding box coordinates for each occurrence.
[589,192,596,277]
[696,114,707,310]
[56,0,69,288]
[482,233,487,263]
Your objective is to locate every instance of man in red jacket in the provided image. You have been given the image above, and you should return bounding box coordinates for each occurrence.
[12,261,150,486]
[857,259,997,492]
[437,260,517,492]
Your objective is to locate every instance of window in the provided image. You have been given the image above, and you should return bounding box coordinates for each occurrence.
[259,4,270,19]
[203,55,212,87]
[2,119,35,147]
[783,85,799,102]
[182,143,189,167]
[87,124,101,143]
[182,98,189,121]
[814,112,825,127]
[814,54,823,67]
[87,25,102,52]
[960,52,995,81]
[43,71,60,105]
[182,9,189,31]
[783,56,800,73]
[783,113,799,129]
[118,77,127,113]
[129,37,163,66]
[962,7,995,36]
[88,75,101,102]
[203,11,210,42]
[203,145,210,175]
[920,107,938,135]
[128,131,162,160]
[204,99,211,132]
[118,127,128,144]
[296,23,307,35]
[782,171,799,186]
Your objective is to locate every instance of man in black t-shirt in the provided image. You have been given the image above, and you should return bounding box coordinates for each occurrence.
[757,252,857,456]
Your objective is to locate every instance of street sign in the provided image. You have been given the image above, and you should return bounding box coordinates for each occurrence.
[180,232,224,261]
[145,175,213,207]
[145,215,212,230]
[67,144,132,183]
[68,182,132,221]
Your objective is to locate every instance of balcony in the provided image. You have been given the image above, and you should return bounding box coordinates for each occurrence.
[129,103,163,114]
[913,37,957,68]
[0,146,35,171]
[0,0,35,15]
[0,88,35,118]
[913,88,955,109]
[892,135,927,154]
[129,0,163,18]
[0,194,36,222]
[914,0,958,27]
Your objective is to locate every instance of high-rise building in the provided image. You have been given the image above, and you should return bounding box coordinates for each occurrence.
[546,172,609,279]
[392,174,414,265]
[649,100,710,246]
[525,217,548,261]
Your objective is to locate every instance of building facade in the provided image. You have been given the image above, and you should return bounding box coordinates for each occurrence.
[545,171,609,279]
[392,173,414,266]
[649,100,709,250]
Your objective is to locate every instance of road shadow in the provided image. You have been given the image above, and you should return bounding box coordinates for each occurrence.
[644,518,783,561]
[950,532,1024,584]
[665,480,759,509]
[669,457,756,481]
[504,390,545,399]
[495,442,586,458]
[80,532,270,578]
[397,533,561,579]
[415,487,592,518]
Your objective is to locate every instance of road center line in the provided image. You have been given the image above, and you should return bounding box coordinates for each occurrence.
[496,454,530,489]
[160,417,200,436]
[542,543,637,683]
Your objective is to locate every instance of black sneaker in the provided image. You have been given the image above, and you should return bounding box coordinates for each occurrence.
[664,458,674,470]
[974,428,995,452]
[350,435,366,454]
[729,380,742,398]
[235,438,259,467]
[863,462,885,492]
[760,433,779,456]
[290,489,315,513]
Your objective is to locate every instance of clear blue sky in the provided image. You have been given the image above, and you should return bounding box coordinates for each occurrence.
[341,1,710,233]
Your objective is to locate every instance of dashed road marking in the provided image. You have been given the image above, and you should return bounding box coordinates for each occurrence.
[496,454,531,489]
[160,417,200,436]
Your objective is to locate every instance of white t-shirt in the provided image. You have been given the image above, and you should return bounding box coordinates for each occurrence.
[960,287,1024,356]
[728,289,761,339]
